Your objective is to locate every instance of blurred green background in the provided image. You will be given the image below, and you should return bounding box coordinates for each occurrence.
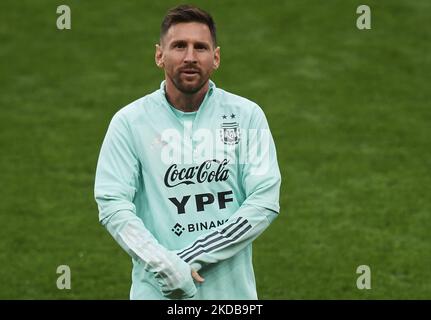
[1,0,430,299]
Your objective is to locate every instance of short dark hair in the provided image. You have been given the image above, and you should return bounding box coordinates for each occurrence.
[160,4,217,46]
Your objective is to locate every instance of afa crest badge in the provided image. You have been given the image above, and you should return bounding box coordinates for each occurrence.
[220,122,240,145]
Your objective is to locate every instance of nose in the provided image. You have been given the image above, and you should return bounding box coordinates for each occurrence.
[184,44,197,64]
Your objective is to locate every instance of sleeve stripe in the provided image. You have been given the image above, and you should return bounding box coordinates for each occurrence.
[184,224,252,263]
[179,218,250,261]
[118,222,186,288]
[177,217,243,258]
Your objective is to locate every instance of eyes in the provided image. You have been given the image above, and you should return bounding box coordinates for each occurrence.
[172,41,209,51]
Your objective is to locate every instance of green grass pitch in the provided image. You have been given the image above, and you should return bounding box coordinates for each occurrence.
[0,0,430,299]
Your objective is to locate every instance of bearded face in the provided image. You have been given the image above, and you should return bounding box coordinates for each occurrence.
[156,22,220,95]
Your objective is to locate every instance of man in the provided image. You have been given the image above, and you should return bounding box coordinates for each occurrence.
[94,4,281,300]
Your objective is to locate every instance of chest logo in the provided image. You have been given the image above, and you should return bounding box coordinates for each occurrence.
[220,122,240,145]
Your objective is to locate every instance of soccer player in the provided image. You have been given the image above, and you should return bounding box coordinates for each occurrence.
[94,4,281,300]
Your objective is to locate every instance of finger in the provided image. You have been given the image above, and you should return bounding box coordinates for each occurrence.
[191,270,205,283]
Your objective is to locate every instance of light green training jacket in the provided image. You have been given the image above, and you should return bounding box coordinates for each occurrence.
[94,80,281,300]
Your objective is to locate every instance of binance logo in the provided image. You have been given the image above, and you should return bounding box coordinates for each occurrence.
[171,223,185,236]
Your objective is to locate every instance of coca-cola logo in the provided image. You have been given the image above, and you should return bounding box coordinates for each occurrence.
[164,159,229,188]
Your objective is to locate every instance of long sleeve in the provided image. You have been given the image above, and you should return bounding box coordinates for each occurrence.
[176,105,281,271]
[94,111,196,299]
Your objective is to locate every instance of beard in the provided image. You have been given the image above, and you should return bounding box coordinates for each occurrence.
[169,68,210,95]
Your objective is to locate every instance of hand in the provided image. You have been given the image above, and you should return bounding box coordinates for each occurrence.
[191,269,205,283]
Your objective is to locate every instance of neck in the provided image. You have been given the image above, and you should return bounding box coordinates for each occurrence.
[165,78,209,112]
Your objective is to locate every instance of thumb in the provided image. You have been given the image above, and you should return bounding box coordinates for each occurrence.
[191,270,205,283]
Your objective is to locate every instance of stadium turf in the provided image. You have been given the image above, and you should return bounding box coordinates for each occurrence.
[0,0,430,299]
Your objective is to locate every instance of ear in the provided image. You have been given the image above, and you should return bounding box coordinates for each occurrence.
[213,46,220,70]
[155,44,164,68]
